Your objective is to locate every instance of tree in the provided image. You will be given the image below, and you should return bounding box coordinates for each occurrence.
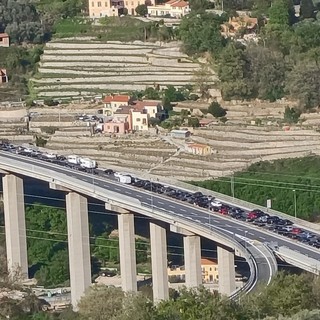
[300,0,316,18]
[144,87,160,100]
[283,106,301,123]
[208,101,227,117]
[178,12,226,56]
[155,287,247,319]
[217,43,252,100]
[135,4,148,16]
[189,0,213,12]
[286,63,320,109]
[188,117,200,128]
[192,65,213,99]
[246,45,286,101]
[268,0,296,26]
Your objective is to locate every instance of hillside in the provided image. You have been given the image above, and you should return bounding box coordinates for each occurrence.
[32,38,215,99]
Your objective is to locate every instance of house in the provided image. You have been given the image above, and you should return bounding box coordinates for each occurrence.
[132,100,165,120]
[103,95,131,116]
[147,0,190,18]
[104,120,129,134]
[89,0,155,18]
[131,110,148,131]
[201,258,219,283]
[167,258,219,283]
[186,143,212,156]
[221,16,258,38]
[0,33,9,48]
[170,129,191,139]
[0,69,8,84]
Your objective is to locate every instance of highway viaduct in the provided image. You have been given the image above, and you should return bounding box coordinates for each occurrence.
[3,151,320,309]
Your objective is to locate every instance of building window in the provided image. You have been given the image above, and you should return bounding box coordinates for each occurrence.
[141,126,143,129]
[92,1,94,6]
[131,1,134,5]
[105,1,108,5]
[98,1,102,6]
[138,1,140,4]
[142,119,147,125]
[209,267,212,271]
[136,118,141,122]
[126,1,128,5]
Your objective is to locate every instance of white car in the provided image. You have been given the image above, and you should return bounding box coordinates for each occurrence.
[210,200,222,208]
[114,172,122,179]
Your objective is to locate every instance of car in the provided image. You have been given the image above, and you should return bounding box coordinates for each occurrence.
[210,200,222,208]
[104,169,114,175]
[218,205,230,215]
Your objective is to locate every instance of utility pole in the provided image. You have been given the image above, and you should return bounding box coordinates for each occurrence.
[231,174,235,199]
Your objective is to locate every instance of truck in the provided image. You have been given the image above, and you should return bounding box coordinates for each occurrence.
[67,155,81,165]
[79,157,97,169]
[119,175,132,184]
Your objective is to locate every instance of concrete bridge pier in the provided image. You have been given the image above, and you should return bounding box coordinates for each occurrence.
[184,235,202,288]
[117,211,137,292]
[66,192,91,310]
[217,245,236,296]
[170,225,202,288]
[150,222,169,303]
[2,174,28,280]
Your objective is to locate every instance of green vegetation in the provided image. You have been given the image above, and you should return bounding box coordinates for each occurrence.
[4,271,320,319]
[208,101,227,118]
[0,46,43,101]
[179,0,320,111]
[21,204,150,287]
[192,156,320,221]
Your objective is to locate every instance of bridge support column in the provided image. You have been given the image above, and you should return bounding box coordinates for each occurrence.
[2,174,28,280]
[184,235,202,288]
[118,212,137,292]
[217,246,236,296]
[66,192,91,310]
[150,222,169,303]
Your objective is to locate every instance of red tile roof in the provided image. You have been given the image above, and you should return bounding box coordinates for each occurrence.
[104,95,131,103]
[173,0,188,7]
[201,258,217,265]
[0,33,9,38]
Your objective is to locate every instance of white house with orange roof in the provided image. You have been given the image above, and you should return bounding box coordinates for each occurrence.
[147,0,190,18]
[167,258,219,283]
[103,94,132,116]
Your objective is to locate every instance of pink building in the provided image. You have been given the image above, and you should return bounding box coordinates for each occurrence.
[103,120,129,134]
[0,33,9,47]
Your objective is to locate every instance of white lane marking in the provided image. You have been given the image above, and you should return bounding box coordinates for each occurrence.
[226,224,233,228]
[103,184,109,187]
[259,236,266,240]
[158,201,164,204]
[180,208,187,212]
[136,194,142,198]
[248,232,254,236]
[237,228,243,231]
[114,187,121,191]
[169,205,175,208]
[125,191,131,195]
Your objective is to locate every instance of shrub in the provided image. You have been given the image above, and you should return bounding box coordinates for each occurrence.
[208,101,227,118]
[284,107,301,124]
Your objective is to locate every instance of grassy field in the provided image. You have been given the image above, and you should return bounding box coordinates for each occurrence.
[53,16,150,41]
[192,156,320,221]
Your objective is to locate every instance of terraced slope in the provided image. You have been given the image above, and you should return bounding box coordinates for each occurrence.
[44,124,320,181]
[34,40,215,98]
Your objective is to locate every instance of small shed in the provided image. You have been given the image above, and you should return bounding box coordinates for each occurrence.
[170,129,191,139]
[186,143,212,156]
[0,33,9,47]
